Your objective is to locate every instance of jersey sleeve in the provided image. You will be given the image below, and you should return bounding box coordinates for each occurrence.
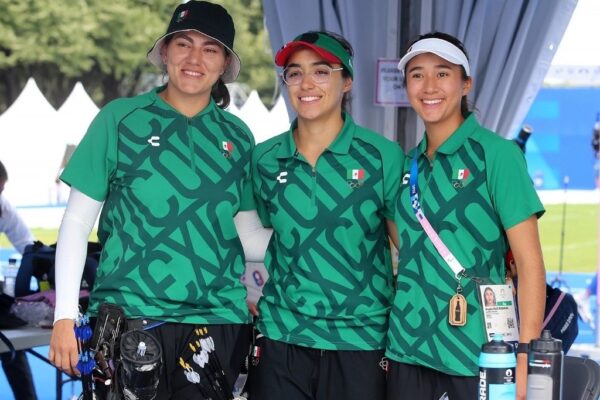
[238,137,256,211]
[487,141,545,229]
[60,104,119,201]
[239,174,256,211]
[381,141,405,220]
[251,150,272,227]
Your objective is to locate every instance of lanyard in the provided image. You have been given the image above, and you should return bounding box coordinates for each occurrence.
[409,155,465,279]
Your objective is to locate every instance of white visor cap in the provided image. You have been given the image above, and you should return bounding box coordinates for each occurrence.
[398,38,470,78]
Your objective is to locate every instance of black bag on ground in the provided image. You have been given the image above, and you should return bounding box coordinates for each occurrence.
[543,283,578,353]
[14,240,102,298]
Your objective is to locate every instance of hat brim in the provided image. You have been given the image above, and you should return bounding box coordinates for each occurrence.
[397,38,470,78]
[398,50,466,76]
[275,41,341,67]
[147,29,241,83]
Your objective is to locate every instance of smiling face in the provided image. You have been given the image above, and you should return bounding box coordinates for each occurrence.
[285,48,352,124]
[161,30,229,103]
[405,52,472,133]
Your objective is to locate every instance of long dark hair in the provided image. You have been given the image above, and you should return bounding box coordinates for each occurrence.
[162,35,231,109]
[403,32,471,118]
[210,78,230,109]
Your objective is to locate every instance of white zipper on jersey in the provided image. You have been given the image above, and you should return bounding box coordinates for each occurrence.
[311,166,317,207]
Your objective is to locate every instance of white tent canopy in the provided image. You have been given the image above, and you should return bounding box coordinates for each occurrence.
[56,82,99,145]
[239,90,289,143]
[0,78,63,206]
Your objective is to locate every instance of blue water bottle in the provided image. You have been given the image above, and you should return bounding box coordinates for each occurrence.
[478,334,516,400]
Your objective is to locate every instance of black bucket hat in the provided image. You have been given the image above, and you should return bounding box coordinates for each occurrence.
[147,1,240,83]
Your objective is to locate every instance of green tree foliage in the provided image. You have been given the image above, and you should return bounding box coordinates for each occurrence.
[219,0,279,106]
[0,0,276,112]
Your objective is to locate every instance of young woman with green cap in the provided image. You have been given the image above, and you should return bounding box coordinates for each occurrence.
[249,30,404,400]
[48,2,255,398]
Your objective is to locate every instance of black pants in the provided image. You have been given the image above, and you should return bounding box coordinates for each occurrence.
[1,350,37,400]
[386,359,478,400]
[249,336,387,400]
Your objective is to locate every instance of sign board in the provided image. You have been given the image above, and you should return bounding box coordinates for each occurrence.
[375,58,409,107]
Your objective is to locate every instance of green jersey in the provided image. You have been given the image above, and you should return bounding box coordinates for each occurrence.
[386,114,544,375]
[61,87,254,324]
[252,113,404,350]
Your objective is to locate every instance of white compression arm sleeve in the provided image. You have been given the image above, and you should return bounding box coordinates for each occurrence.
[234,210,272,263]
[53,188,103,323]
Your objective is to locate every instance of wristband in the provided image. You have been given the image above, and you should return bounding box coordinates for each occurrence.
[516,342,530,354]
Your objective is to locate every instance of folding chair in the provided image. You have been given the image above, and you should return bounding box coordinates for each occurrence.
[563,355,600,400]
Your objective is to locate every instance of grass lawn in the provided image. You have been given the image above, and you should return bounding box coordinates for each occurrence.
[0,229,98,250]
[1,204,598,273]
[540,204,598,273]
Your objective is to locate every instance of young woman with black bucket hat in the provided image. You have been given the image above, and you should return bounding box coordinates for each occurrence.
[49,2,255,398]
[248,31,404,400]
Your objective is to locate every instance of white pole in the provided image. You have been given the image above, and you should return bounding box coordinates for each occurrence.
[382,0,400,141]
[595,127,600,345]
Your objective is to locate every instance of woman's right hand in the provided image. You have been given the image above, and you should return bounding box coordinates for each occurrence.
[48,319,80,376]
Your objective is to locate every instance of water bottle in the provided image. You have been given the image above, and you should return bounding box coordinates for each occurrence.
[3,258,19,297]
[527,329,563,400]
[478,333,516,400]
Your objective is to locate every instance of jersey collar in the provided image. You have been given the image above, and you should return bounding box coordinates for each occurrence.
[276,112,356,159]
[413,113,479,159]
[151,86,217,117]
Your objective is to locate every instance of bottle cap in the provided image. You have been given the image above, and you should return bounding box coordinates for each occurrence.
[482,333,514,353]
[530,329,562,353]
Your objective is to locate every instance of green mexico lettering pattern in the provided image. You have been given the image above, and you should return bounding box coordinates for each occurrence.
[65,95,253,324]
[254,125,399,351]
[388,140,507,375]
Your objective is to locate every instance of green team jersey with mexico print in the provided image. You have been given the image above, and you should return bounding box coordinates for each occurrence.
[252,113,404,351]
[386,114,544,375]
[61,86,254,325]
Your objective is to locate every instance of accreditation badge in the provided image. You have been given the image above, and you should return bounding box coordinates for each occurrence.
[478,283,519,342]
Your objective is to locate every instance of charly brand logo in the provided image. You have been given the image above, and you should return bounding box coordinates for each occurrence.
[347,168,365,188]
[276,171,288,184]
[402,173,410,184]
[221,141,233,158]
[451,168,470,188]
[147,136,160,147]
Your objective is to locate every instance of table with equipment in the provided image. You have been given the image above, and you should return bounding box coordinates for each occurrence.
[0,326,76,400]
